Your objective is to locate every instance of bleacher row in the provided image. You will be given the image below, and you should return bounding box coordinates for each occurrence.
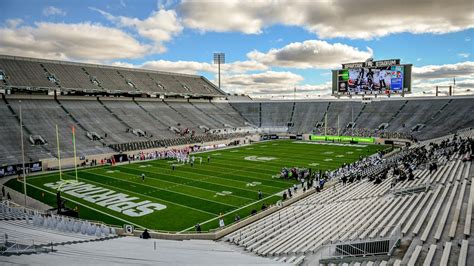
[223,154,473,265]
[0,55,222,96]
[0,204,284,264]
[1,236,286,265]
[0,201,118,256]
[2,96,473,166]
[231,97,474,140]
[109,133,246,152]
[0,97,248,165]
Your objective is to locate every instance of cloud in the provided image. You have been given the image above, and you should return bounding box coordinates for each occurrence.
[412,61,474,79]
[458,53,470,58]
[179,0,474,39]
[246,83,333,98]
[247,40,373,69]
[218,71,304,95]
[0,21,150,61]
[43,6,66,16]
[112,59,267,75]
[91,7,182,53]
[6,19,23,28]
[140,60,213,74]
[410,62,474,96]
[411,77,474,96]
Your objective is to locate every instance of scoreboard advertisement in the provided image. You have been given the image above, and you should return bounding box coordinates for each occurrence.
[332,59,412,95]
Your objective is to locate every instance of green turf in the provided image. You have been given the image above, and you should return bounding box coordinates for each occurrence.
[5,140,388,232]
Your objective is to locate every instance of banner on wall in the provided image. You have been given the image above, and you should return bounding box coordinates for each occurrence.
[0,162,42,178]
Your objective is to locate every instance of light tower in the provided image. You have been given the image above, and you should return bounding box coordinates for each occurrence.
[213,52,225,90]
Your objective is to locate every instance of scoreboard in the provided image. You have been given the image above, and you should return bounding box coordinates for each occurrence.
[332,58,412,95]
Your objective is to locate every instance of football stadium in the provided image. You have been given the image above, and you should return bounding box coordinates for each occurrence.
[1,1,473,265]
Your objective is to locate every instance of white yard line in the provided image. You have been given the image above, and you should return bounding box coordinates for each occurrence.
[178,191,283,233]
[79,170,239,209]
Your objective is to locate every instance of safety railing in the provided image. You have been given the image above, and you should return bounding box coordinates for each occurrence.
[0,235,52,255]
[318,225,401,263]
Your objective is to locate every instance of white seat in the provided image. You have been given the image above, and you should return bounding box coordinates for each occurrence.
[423,244,437,266]
[433,181,459,241]
[408,245,422,265]
[458,239,468,266]
[440,242,452,266]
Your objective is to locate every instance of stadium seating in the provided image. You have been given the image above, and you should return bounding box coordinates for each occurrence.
[231,97,474,139]
[0,98,55,165]
[0,201,117,255]
[223,141,473,265]
[0,201,282,264]
[0,96,250,164]
[0,55,223,95]
[1,236,287,265]
[291,101,329,133]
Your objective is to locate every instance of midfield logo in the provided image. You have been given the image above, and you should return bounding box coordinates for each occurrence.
[244,156,277,162]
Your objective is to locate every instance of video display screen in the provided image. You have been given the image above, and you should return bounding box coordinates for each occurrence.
[337,65,404,94]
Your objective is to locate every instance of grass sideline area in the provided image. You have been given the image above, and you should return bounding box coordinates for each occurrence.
[5,140,388,232]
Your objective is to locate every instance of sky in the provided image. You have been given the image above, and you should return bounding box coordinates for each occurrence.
[1,0,473,99]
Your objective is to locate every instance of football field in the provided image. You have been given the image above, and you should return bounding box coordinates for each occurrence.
[5,140,387,232]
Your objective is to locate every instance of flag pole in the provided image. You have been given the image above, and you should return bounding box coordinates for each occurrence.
[72,125,78,182]
[324,113,327,136]
[56,124,62,181]
[19,101,27,207]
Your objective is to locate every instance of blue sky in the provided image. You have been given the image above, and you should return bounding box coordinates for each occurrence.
[1,0,473,98]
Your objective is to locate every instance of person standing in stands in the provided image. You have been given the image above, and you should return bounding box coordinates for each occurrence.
[1,186,5,198]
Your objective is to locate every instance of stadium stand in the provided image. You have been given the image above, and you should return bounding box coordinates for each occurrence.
[0,201,117,255]
[1,59,472,197]
[0,203,284,264]
[231,97,474,139]
[0,95,250,164]
[0,55,224,96]
[291,101,329,134]
[2,236,289,265]
[223,132,473,265]
[0,55,473,265]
